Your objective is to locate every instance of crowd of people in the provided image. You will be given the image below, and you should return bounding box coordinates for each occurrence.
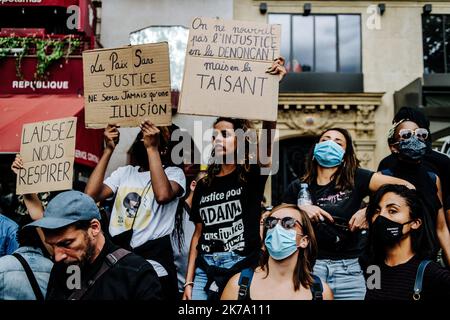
[0,58,449,301]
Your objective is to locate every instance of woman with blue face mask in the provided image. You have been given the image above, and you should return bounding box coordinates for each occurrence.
[282,128,414,300]
[380,120,450,266]
[221,204,333,300]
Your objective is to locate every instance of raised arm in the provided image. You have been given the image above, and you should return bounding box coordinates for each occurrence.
[258,120,276,168]
[84,124,118,202]
[140,120,182,204]
[257,57,286,167]
[11,154,44,220]
[11,154,53,256]
[370,172,415,192]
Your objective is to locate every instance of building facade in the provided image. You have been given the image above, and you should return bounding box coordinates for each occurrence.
[235,0,450,204]
[97,0,450,204]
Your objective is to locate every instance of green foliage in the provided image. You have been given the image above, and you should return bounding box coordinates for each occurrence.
[0,35,81,80]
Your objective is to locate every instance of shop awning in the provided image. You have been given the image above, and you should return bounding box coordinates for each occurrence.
[0,94,103,168]
[0,0,79,7]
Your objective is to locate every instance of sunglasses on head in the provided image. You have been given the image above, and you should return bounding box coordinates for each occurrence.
[264,216,302,230]
[398,128,429,141]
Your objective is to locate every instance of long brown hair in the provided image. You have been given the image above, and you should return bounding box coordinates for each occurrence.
[302,127,360,192]
[260,204,318,290]
[205,117,256,186]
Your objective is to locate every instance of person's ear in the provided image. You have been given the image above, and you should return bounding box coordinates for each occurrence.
[90,219,102,237]
[410,218,422,230]
[298,235,309,249]
[389,143,399,153]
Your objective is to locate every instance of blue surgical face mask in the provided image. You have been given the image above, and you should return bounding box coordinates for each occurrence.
[264,224,298,260]
[313,140,345,168]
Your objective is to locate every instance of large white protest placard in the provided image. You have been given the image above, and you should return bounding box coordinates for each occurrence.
[178,17,281,121]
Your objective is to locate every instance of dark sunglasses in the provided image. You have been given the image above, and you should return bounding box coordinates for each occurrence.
[264,216,302,230]
[398,128,429,141]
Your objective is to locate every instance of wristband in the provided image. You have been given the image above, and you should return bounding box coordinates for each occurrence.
[183,282,194,288]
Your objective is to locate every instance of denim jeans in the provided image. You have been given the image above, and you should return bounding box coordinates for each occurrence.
[192,252,245,300]
[313,258,366,300]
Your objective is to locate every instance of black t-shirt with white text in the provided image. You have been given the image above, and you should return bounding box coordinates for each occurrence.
[283,168,374,259]
[191,165,268,256]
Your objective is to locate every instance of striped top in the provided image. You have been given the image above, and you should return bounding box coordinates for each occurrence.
[365,255,450,300]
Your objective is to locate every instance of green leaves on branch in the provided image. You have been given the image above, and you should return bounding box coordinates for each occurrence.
[0,35,81,80]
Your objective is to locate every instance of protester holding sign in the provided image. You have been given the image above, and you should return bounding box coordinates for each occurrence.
[282,128,415,300]
[181,57,286,301]
[11,154,56,258]
[84,120,186,301]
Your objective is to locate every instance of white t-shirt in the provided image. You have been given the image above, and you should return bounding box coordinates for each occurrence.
[104,165,186,249]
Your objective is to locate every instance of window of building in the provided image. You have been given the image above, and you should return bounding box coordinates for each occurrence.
[129,26,188,91]
[268,14,361,73]
[422,14,450,74]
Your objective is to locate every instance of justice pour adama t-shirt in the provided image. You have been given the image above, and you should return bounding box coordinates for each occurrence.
[190,165,268,256]
[283,168,374,259]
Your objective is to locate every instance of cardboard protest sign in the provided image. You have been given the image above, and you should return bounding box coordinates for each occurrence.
[82,42,171,128]
[16,117,77,195]
[178,17,281,121]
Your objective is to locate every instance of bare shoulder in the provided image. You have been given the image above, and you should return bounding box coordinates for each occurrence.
[221,272,241,300]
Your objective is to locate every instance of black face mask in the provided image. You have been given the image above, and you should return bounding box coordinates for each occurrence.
[372,215,413,247]
[398,136,427,161]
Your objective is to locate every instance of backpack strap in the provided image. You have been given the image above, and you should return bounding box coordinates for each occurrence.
[68,248,131,300]
[311,275,323,300]
[12,252,45,301]
[413,260,432,300]
[237,268,254,300]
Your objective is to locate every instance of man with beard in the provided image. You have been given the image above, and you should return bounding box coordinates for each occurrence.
[25,190,162,300]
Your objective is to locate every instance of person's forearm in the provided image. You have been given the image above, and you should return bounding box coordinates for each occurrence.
[85,148,113,200]
[370,173,415,192]
[146,147,175,203]
[258,121,277,167]
[436,209,450,265]
[446,210,450,232]
[23,193,44,220]
[185,231,201,283]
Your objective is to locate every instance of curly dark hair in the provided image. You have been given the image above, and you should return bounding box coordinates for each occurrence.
[205,117,256,186]
[128,124,181,170]
[366,184,438,264]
